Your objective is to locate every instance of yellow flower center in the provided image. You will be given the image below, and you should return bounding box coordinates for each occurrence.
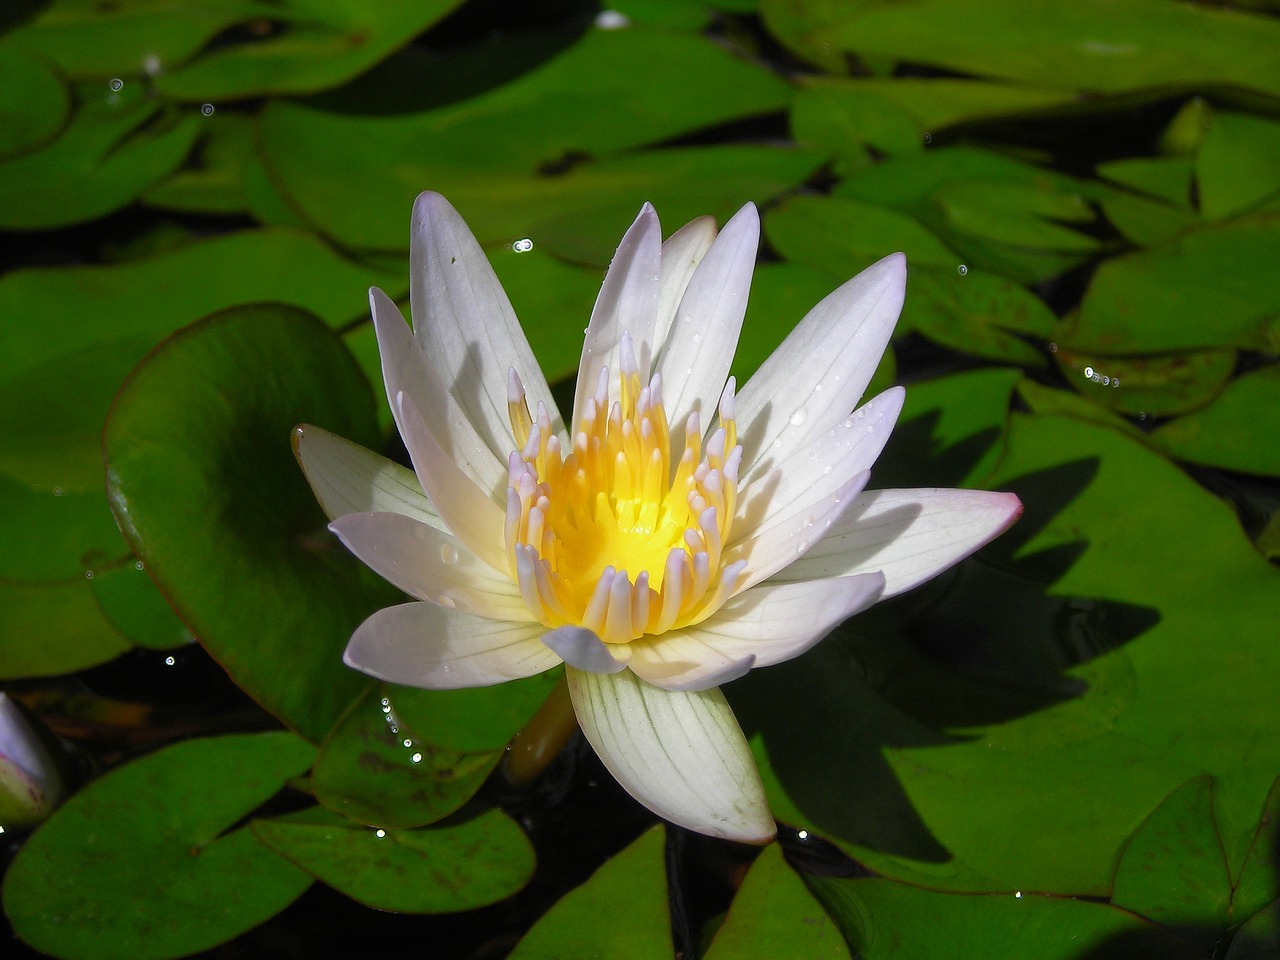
[505,333,744,644]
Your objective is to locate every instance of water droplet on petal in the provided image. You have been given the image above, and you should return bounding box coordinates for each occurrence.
[437,595,456,609]
[440,544,459,565]
[789,408,808,427]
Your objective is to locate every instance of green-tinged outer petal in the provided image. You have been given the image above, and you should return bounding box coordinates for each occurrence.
[292,424,442,529]
[566,667,774,843]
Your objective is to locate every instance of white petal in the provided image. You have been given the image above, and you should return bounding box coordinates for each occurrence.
[330,512,532,621]
[567,667,774,843]
[396,392,509,574]
[542,626,630,674]
[771,488,1024,597]
[629,574,882,691]
[572,203,661,428]
[737,252,906,483]
[345,602,558,688]
[732,386,904,546]
[370,288,505,501]
[626,644,755,692]
[654,215,717,350]
[410,191,564,454]
[654,203,758,422]
[292,424,443,529]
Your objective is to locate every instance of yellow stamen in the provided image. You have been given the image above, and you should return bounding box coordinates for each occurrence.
[504,340,743,643]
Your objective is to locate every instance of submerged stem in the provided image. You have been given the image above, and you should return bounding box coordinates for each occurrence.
[501,675,577,788]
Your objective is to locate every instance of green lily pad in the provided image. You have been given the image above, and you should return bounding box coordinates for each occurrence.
[807,872,1200,959]
[837,147,1105,284]
[1052,346,1237,417]
[1065,214,1280,354]
[102,304,399,742]
[1232,777,1280,921]
[0,227,401,492]
[737,405,1280,898]
[0,81,200,230]
[0,41,71,160]
[793,77,1074,163]
[508,825,671,960]
[252,805,534,914]
[0,579,131,679]
[312,686,502,829]
[1195,111,1280,220]
[154,0,465,100]
[1149,365,1280,476]
[89,558,193,651]
[1110,777,1231,955]
[765,195,961,274]
[1096,156,1195,208]
[0,471,127,581]
[1015,378,1143,439]
[387,670,564,755]
[6,0,264,79]
[764,0,1280,98]
[704,844,851,959]
[142,109,255,215]
[1096,190,1200,248]
[258,25,793,248]
[934,179,1099,252]
[905,266,1056,367]
[2,732,315,960]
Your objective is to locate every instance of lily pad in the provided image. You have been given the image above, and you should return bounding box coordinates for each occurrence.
[1195,111,1280,220]
[2,732,315,960]
[1052,345,1237,417]
[142,109,255,214]
[387,670,564,754]
[808,872,1200,959]
[0,228,401,492]
[258,25,793,248]
[0,472,127,581]
[102,304,399,742]
[704,844,851,960]
[1096,156,1195,208]
[0,81,200,230]
[312,686,502,829]
[765,194,961,274]
[905,265,1057,367]
[252,805,534,914]
[0,41,71,160]
[1065,214,1280,354]
[0,579,131,679]
[764,0,1280,98]
[89,558,193,651]
[1110,777,1231,955]
[1149,365,1280,476]
[154,0,466,100]
[508,825,671,959]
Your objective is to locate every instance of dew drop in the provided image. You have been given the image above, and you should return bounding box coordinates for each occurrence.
[439,544,459,565]
[403,738,412,748]
[84,570,94,580]
[135,560,144,571]
[164,656,176,666]
[437,595,457,609]
[1084,365,1095,378]
[797,540,809,553]
[789,408,808,427]
[375,828,386,838]
[957,263,968,276]
[922,132,933,145]
[109,78,123,91]
[201,103,214,116]
[411,752,423,764]
[512,237,533,253]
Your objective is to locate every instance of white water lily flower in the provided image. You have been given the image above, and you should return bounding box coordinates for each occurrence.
[0,693,64,829]
[295,192,1021,843]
